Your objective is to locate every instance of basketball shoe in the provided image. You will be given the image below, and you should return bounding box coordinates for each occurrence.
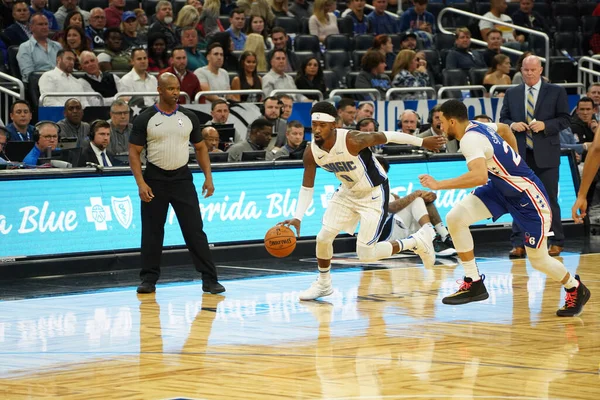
[556,275,591,317]
[299,280,334,301]
[442,275,489,305]
[409,227,436,268]
[433,235,457,257]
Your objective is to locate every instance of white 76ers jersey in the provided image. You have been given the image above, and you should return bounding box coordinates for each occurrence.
[311,129,387,192]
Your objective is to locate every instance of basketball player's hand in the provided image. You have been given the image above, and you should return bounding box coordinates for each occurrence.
[529,120,545,133]
[279,218,301,237]
[422,136,446,152]
[419,191,437,203]
[511,122,529,132]
[202,180,215,198]
[138,182,154,202]
[572,197,587,224]
[418,174,439,190]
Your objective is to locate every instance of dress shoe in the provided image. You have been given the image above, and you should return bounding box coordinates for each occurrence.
[509,246,526,259]
[202,281,226,294]
[137,281,156,294]
[549,245,564,257]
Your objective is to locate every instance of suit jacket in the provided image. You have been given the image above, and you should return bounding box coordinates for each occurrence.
[418,128,459,153]
[499,81,570,168]
[78,145,119,167]
[2,24,29,47]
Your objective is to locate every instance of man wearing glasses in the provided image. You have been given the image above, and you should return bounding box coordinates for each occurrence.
[23,121,60,165]
[86,8,107,48]
[108,99,132,154]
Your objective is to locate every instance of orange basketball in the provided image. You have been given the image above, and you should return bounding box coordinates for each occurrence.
[264,225,297,258]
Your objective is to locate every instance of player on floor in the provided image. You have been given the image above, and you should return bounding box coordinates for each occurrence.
[376,157,457,257]
[419,100,590,317]
[280,101,445,301]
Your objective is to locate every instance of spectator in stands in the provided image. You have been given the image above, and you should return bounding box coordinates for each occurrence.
[482,28,502,67]
[108,99,131,154]
[174,5,200,38]
[355,49,391,100]
[79,119,119,167]
[194,42,231,103]
[97,28,131,71]
[309,0,339,43]
[17,13,62,83]
[295,56,327,101]
[511,51,532,84]
[59,25,91,69]
[147,32,169,72]
[391,49,430,100]
[0,127,8,164]
[337,98,356,129]
[398,109,419,135]
[149,0,179,48]
[587,83,600,122]
[591,18,600,55]
[445,27,486,70]
[57,98,89,145]
[268,27,298,72]
[227,118,272,162]
[227,8,247,50]
[356,101,374,120]
[202,126,223,152]
[181,27,207,71]
[231,50,263,102]
[23,121,60,165]
[87,8,106,48]
[418,104,458,153]
[342,0,370,34]
[398,0,435,49]
[262,48,309,102]
[367,0,399,35]
[371,34,396,71]
[29,0,58,31]
[571,97,597,148]
[357,118,375,132]
[399,30,417,51]
[246,14,273,51]
[266,120,305,160]
[511,0,550,50]
[52,10,86,44]
[289,0,313,20]
[242,33,268,72]
[134,8,148,37]
[206,99,230,125]
[159,46,201,104]
[3,1,31,47]
[238,0,275,29]
[279,94,293,120]
[260,96,287,147]
[479,0,524,50]
[186,0,204,14]
[208,31,238,71]
[120,48,158,106]
[200,0,224,39]
[104,0,124,29]
[55,0,89,29]
[121,10,145,49]
[79,50,121,106]
[270,0,292,17]
[0,0,13,29]
[6,100,34,141]
[483,54,511,96]
[39,49,89,107]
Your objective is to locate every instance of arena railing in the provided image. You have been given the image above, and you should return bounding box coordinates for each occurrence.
[489,83,586,97]
[39,92,105,107]
[385,87,437,100]
[269,89,324,101]
[116,91,190,104]
[437,7,550,80]
[437,85,488,98]
[195,89,264,103]
[329,88,382,100]
[577,56,600,93]
[0,71,25,125]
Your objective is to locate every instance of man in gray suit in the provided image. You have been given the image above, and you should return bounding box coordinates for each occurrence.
[500,55,570,257]
[419,105,459,153]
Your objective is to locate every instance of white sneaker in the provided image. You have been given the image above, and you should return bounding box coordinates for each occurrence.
[409,227,436,268]
[299,280,334,301]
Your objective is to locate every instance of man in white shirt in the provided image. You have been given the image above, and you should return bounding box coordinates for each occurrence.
[479,0,524,49]
[194,42,230,103]
[119,48,158,107]
[79,50,122,106]
[262,49,309,102]
[39,49,90,107]
[79,119,118,167]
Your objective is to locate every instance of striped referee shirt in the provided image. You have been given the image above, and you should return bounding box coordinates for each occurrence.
[129,105,202,170]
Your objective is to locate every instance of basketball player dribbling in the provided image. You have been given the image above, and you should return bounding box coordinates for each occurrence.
[419,100,590,317]
[280,101,446,301]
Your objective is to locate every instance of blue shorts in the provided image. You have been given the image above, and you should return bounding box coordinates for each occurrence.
[474,180,552,249]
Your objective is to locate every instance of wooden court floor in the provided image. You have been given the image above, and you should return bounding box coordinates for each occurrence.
[0,252,598,399]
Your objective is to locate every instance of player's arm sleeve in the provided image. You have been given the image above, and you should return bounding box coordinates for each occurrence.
[461,134,488,164]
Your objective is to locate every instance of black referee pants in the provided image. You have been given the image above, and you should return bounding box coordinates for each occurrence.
[140,162,218,284]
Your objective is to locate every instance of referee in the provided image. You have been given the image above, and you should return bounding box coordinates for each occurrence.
[129,73,225,294]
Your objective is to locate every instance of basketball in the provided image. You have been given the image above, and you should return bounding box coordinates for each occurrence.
[264,225,297,258]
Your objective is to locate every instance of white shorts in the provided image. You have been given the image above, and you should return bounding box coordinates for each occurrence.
[387,208,420,241]
[322,183,390,246]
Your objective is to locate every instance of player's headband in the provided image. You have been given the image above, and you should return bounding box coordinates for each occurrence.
[311,112,336,123]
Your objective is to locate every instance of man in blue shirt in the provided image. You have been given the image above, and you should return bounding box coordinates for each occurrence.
[23,121,60,165]
[226,8,247,51]
[398,0,435,48]
[29,0,59,30]
[6,100,35,141]
[367,0,400,35]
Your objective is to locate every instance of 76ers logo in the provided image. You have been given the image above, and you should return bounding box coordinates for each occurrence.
[525,232,536,246]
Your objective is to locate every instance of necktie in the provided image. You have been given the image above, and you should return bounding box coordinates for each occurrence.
[526,87,535,149]
[101,152,109,167]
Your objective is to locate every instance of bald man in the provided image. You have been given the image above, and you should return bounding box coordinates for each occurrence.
[202,126,222,152]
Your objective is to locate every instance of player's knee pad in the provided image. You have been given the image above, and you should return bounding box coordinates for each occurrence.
[446,204,467,234]
[525,243,567,282]
[410,196,428,220]
[356,243,378,262]
[316,227,337,259]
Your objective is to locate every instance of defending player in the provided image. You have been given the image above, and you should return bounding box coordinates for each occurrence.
[280,101,445,301]
[419,100,590,317]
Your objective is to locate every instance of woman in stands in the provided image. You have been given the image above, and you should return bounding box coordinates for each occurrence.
[60,26,92,70]
[175,5,201,37]
[53,11,91,45]
[355,50,391,101]
[200,0,224,39]
[371,34,396,71]
[391,49,430,100]
[242,33,268,72]
[308,0,339,44]
[295,56,327,101]
[246,14,273,50]
[134,9,149,37]
[269,0,293,17]
[231,51,263,102]
[147,33,169,72]
[483,54,511,97]
[121,11,146,49]
[238,0,275,29]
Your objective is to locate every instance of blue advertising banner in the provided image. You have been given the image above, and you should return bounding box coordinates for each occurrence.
[0,155,576,259]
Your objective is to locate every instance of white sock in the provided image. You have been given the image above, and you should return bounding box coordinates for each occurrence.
[563,274,579,290]
[435,223,449,241]
[318,268,331,284]
[397,237,417,251]
[423,223,436,241]
[462,259,480,281]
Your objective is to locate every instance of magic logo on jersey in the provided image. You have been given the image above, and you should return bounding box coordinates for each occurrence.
[321,161,357,173]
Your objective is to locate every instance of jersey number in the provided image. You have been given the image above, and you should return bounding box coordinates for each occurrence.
[339,174,354,182]
[502,141,522,165]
